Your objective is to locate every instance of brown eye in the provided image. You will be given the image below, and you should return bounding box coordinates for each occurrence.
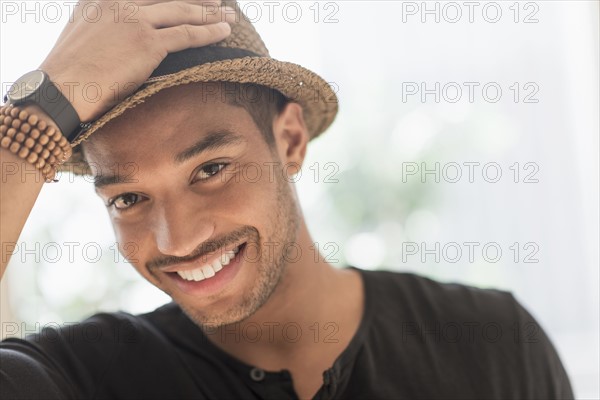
[194,163,227,181]
[110,193,141,210]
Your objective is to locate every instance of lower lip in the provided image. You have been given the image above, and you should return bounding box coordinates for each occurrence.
[165,243,246,297]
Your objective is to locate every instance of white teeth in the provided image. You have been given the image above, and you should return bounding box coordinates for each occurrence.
[220,253,230,266]
[175,248,239,281]
[212,259,223,272]
[201,264,215,278]
[192,269,205,281]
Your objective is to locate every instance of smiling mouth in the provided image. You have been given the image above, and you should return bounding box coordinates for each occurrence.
[168,243,245,282]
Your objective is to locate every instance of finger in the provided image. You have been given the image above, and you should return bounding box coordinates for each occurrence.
[157,22,232,53]
[145,2,237,28]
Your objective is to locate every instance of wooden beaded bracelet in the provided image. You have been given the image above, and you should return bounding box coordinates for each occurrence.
[0,104,72,182]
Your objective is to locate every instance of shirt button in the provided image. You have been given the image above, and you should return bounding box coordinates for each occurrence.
[250,367,266,382]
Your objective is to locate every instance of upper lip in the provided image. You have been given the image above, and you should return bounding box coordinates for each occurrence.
[160,242,245,273]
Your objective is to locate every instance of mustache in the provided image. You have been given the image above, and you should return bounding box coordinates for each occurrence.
[146,226,258,271]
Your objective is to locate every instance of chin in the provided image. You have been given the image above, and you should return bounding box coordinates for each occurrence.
[179,264,286,330]
[177,296,260,330]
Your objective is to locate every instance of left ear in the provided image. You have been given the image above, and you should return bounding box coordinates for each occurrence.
[272,102,309,176]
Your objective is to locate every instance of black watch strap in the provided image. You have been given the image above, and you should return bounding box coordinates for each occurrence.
[4,70,89,143]
[38,81,83,142]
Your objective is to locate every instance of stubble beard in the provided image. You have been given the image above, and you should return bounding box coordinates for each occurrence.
[179,169,300,330]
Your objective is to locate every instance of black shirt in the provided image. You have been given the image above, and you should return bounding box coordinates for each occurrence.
[0,267,574,399]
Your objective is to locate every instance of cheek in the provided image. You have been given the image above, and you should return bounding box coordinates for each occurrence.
[112,221,154,274]
[218,162,284,224]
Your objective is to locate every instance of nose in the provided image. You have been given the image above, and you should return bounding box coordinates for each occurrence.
[152,197,215,257]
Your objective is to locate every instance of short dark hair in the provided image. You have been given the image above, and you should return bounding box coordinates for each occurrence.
[207,81,290,147]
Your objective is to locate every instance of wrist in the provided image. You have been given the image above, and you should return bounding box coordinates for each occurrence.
[6,68,94,142]
[0,104,72,182]
[37,63,104,123]
[43,71,98,123]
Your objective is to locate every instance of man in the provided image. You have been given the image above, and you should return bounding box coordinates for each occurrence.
[0,1,574,399]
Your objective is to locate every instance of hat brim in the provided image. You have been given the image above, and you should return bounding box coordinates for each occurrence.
[62,56,338,176]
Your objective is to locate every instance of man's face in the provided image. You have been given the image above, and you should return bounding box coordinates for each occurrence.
[83,83,302,328]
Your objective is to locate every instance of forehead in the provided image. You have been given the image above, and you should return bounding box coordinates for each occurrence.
[81,83,260,167]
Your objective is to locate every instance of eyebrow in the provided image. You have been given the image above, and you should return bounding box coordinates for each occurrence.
[174,129,245,165]
[94,129,245,189]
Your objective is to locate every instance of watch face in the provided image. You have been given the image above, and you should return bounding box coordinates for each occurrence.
[7,70,46,102]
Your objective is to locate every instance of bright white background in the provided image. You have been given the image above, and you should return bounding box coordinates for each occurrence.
[1,1,598,398]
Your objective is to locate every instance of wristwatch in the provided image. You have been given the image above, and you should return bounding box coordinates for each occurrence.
[3,70,89,143]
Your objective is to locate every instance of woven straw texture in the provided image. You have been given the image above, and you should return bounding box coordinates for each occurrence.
[62,0,338,175]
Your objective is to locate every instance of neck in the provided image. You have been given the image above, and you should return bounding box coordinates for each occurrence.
[204,219,364,369]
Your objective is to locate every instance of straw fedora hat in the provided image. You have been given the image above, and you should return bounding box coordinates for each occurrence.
[62,0,338,175]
